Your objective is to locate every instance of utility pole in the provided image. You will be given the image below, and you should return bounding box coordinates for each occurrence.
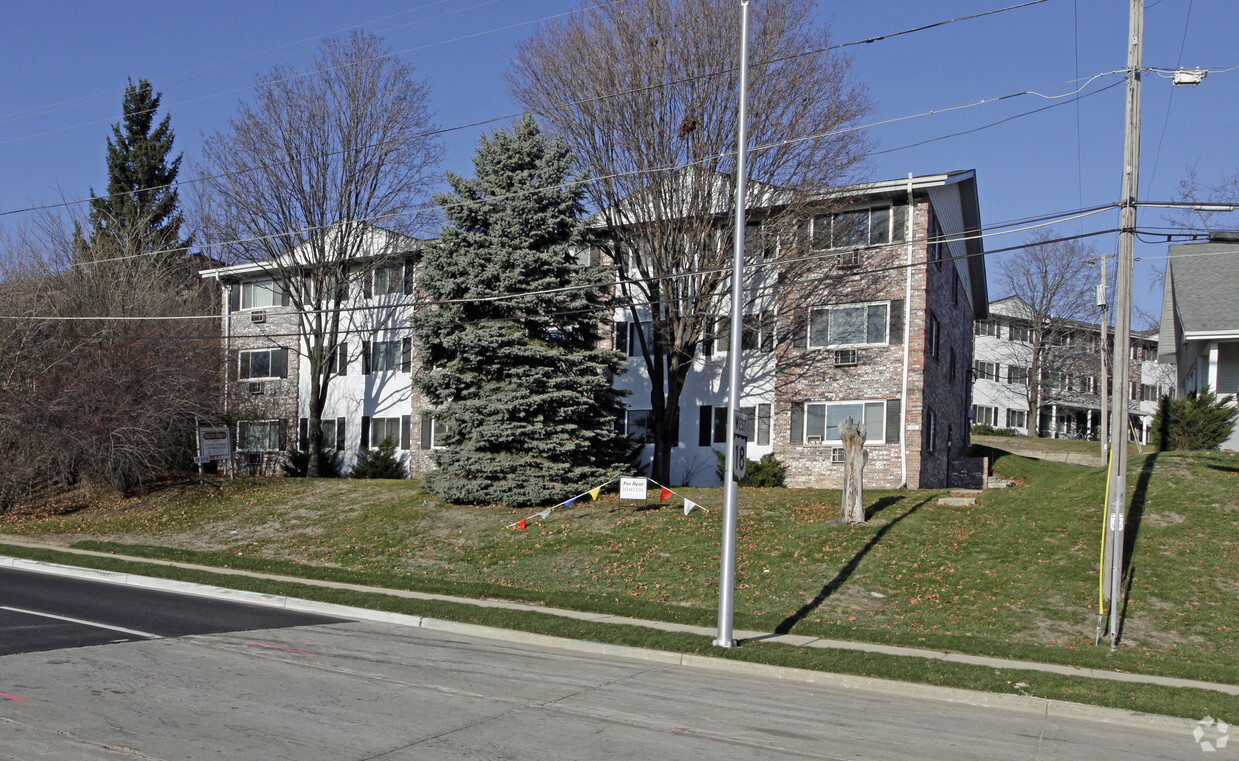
[1102,0,1142,651]
[716,0,750,649]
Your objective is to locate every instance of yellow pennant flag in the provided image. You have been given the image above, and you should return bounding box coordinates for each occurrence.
[589,486,602,501]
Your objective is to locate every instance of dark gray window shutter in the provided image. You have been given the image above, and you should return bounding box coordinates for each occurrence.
[760,311,775,353]
[757,403,771,446]
[299,418,308,449]
[336,417,346,451]
[701,326,714,358]
[401,338,412,373]
[420,412,433,450]
[362,271,372,300]
[362,341,371,375]
[713,407,728,444]
[278,419,288,450]
[885,399,902,444]
[892,202,908,242]
[889,299,905,345]
[403,258,415,296]
[360,416,371,449]
[278,279,291,307]
[228,284,240,312]
[698,405,713,446]
[238,352,251,380]
[791,308,807,351]
[338,343,348,376]
[272,348,288,379]
[614,322,628,355]
[790,403,804,444]
[401,415,411,450]
[715,316,730,350]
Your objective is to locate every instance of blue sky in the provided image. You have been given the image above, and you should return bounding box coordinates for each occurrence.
[3,0,1237,323]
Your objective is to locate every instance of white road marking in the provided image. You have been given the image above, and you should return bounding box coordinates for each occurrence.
[1,605,163,640]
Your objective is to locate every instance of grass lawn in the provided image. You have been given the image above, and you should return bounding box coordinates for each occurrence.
[3,446,1237,717]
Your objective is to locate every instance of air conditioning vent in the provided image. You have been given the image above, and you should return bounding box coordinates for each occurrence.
[839,249,862,267]
[250,310,266,324]
[248,381,265,395]
[806,435,823,444]
[831,447,846,463]
[834,349,859,367]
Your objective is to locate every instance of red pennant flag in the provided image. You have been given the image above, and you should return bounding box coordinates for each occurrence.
[516,519,527,530]
[660,487,671,503]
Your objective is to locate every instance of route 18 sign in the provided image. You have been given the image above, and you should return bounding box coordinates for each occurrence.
[731,410,749,482]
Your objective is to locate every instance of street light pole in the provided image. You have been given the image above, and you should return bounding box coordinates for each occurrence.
[716,0,750,649]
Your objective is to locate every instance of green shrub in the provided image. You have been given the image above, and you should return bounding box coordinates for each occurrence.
[971,424,1022,437]
[282,448,342,478]
[351,436,407,479]
[713,450,786,487]
[1153,387,1239,451]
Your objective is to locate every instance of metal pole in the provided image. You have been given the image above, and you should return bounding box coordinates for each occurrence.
[1105,0,1142,649]
[1099,255,1109,465]
[716,0,750,649]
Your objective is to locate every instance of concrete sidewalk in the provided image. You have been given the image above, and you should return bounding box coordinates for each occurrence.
[1,537,1235,702]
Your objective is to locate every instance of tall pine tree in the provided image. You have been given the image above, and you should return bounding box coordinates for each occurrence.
[83,79,189,263]
[412,117,632,506]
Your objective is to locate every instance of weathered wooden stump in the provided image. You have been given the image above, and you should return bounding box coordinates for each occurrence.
[838,416,868,524]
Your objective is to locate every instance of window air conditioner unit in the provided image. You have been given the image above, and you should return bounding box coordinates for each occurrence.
[250,310,266,324]
[246,452,263,466]
[807,435,823,444]
[831,447,846,463]
[248,381,265,395]
[834,349,859,366]
[839,249,862,267]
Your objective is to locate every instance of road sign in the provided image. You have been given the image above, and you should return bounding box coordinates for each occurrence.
[732,410,749,482]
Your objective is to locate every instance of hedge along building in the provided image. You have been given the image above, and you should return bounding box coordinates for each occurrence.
[200,223,431,476]
[610,170,988,488]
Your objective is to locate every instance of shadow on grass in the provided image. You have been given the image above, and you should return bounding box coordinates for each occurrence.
[1206,464,1239,474]
[771,495,934,636]
[1116,452,1157,644]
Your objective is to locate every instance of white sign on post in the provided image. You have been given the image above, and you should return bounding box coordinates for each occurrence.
[732,410,749,482]
[198,427,232,461]
[619,477,648,500]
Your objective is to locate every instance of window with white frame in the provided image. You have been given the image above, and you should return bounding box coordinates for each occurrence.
[368,417,405,449]
[974,319,999,337]
[238,420,282,451]
[1009,323,1032,342]
[1007,409,1027,429]
[1006,365,1030,386]
[625,410,655,444]
[971,405,998,427]
[371,340,401,372]
[240,278,286,310]
[811,206,891,250]
[808,302,888,349]
[372,262,404,297]
[239,348,287,380]
[802,400,886,445]
[973,361,998,381]
[928,312,940,360]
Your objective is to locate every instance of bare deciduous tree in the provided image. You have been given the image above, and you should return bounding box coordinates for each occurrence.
[507,0,871,483]
[997,230,1099,437]
[199,31,443,476]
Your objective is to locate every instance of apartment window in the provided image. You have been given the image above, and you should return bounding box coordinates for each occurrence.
[928,312,940,360]
[1009,323,1032,342]
[238,420,283,452]
[950,348,957,383]
[625,410,655,444]
[801,400,886,445]
[971,405,997,427]
[928,214,946,270]
[808,302,889,348]
[300,417,344,452]
[618,321,659,357]
[811,206,891,250]
[925,407,937,452]
[741,311,775,352]
[419,413,449,450]
[239,278,287,310]
[973,361,998,381]
[744,221,776,259]
[1007,365,1030,386]
[974,320,999,337]
[1007,409,1028,429]
[366,338,412,373]
[366,416,408,450]
[701,404,772,447]
[239,348,288,380]
[952,273,960,307]
[1139,384,1159,402]
[372,262,404,297]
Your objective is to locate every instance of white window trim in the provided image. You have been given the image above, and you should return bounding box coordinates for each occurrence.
[370,416,406,450]
[240,278,284,311]
[239,348,283,380]
[238,419,281,452]
[807,301,890,350]
[802,399,887,446]
[810,206,893,251]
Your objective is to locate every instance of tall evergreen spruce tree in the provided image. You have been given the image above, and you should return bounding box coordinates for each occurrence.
[83,79,189,262]
[413,117,632,506]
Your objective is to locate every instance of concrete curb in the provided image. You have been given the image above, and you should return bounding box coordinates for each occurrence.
[0,553,1204,734]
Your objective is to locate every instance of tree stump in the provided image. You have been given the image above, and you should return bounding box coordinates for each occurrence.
[838,416,868,524]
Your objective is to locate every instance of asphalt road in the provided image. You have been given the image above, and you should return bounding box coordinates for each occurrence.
[0,568,1213,760]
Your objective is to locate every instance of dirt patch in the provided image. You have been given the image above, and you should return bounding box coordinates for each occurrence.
[1143,511,1186,527]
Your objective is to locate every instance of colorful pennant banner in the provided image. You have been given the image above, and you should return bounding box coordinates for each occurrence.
[505,476,709,530]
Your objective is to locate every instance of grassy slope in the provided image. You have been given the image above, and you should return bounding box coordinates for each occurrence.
[3,447,1237,714]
